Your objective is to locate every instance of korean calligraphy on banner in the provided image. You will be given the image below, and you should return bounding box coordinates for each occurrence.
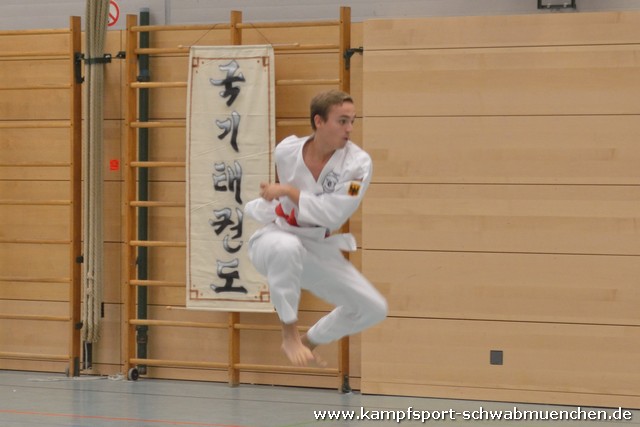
[186,45,275,312]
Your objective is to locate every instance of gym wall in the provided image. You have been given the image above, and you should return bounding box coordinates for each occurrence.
[2,8,640,408]
[361,11,640,408]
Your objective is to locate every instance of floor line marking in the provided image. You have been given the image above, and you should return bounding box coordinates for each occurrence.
[0,409,247,427]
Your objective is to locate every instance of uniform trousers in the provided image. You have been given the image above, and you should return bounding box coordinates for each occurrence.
[248,224,388,345]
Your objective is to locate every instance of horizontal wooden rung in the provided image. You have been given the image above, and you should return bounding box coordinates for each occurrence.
[133,43,338,55]
[0,276,70,283]
[0,239,70,245]
[234,324,279,332]
[234,363,338,375]
[129,121,185,128]
[129,319,226,329]
[276,79,339,86]
[273,43,339,51]
[129,240,186,248]
[130,81,187,89]
[0,121,70,129]
[129,279,185,287]
[0,351,68,361]
[131,23,230,33]
[0,314,69,322]
[0,200,71,206]
[234,323,309,332]
[0,51,68,58]
[130,201,185,207]
[0,84,71,91]
[237,20,339,29]
[130,357,227,369]
[130,161,185,168]
[0,28,69,36]
[276,119,309,127]
[0,162,70,168]
[135,47,189,55]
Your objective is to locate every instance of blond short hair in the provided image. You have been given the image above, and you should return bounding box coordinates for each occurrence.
[309,90,354,131]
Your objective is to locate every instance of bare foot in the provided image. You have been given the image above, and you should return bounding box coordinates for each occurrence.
[301,334,327,368]
[281,339,315,366]
[282,323,314,366]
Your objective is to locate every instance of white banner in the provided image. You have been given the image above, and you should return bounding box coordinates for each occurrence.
[186,45,275,312]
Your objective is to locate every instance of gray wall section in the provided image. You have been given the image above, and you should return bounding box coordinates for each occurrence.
[0,0,165,31]
[0,0,639,30]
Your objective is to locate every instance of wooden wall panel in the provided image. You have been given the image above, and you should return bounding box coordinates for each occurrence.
[366,250,640,325]
[362,318,640,407]
[0,180,68,201]
[0,117,119,182]
[362,11,640,407]
[0,58,67,84]
[364,46,640,117]
[0,281,67,302]
[0,88,70,120]
[364,184,640,255]
[0,128,69,180]
[0,33,68,53]
[0,301,68,355]
[0,28,82,373]
[0,319,68,356]
[0,205,69,241]
[365,116,640,185]
[364,12,640,50]
[0,244,68,278]
[0,164,69,181]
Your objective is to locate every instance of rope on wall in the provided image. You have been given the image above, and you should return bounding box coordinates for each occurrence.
[82,0,109,345]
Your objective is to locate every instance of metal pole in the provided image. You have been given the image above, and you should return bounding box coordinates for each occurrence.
[136,7,151,375]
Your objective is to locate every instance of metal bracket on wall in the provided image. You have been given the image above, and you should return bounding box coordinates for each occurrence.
[74,51,126,84]
[85,53,113,65]
[341,374,352,393]
[74,52,84,84]
[344,47,364,70]
[537,0,576,10]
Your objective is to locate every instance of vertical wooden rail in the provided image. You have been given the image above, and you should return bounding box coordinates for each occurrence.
[339,6,351,95]
[337,6,352,393]
[123,14,139,377]
[68,15,83,377]
[230,10,242,45]
[228,312,240,386]
[227,9,243,387]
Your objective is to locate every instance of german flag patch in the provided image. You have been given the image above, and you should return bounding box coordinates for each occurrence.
[348,181,361,196]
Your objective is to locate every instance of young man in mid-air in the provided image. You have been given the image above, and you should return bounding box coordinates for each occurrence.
[245,90,387,366]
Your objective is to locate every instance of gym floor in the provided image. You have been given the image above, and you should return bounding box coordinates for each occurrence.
[1,370,638,426]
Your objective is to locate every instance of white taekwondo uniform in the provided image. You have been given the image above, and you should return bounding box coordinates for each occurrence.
[244,135,387,345]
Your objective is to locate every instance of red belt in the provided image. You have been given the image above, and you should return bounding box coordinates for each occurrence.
[275,203,298,226]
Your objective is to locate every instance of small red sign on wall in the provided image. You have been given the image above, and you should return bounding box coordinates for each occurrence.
[108,0,120,27]
[109,159,120,171]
